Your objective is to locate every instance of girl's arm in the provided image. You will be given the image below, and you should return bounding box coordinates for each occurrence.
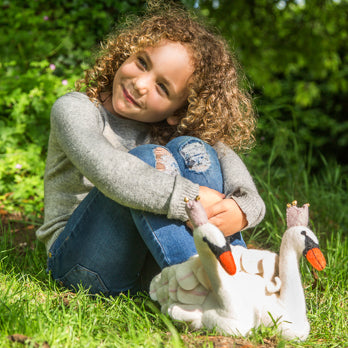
[49,93,199,222]
[187,186,247,236]
[205,198,248,236]
[210,142,266,235]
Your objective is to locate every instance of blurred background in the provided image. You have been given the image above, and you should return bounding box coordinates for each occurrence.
[0,0,347,220]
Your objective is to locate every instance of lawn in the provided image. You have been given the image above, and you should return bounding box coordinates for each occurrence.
[0,153,347,348]
[1,1,347,346]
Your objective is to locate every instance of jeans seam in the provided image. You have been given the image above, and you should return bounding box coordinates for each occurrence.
[49,188,100,259]
[57,263,109,294]
[142,214,171,268]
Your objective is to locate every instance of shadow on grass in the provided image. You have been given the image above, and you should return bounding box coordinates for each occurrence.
[0,213,47,282]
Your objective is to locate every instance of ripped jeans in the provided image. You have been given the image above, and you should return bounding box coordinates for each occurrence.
[47,136,246,296]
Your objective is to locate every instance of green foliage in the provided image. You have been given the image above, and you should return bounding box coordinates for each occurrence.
[0,0,144,68]
[1,0,347,215]
[1,1,347,345]
[0,60,75,215]
[192,0,348,169]
[0,0,146,215]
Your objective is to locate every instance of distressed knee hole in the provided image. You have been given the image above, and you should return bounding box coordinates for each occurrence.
[179,141,211,172]
[154,147,180,176]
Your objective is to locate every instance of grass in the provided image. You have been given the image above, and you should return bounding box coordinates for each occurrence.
[0,155,347,348]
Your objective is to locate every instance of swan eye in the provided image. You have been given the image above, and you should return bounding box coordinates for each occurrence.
[301,230,307,236]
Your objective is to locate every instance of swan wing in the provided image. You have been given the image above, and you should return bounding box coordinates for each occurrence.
[150,255,211,313]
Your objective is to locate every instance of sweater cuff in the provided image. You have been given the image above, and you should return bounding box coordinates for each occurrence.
[226,193,266,229]
[168,176,200,221]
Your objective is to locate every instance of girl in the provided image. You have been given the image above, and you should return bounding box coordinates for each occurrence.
[36,2,265,296]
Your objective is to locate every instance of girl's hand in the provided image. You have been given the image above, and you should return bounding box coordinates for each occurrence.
[186,186,225,231]
[205,199,247,237]
[198,186,225,209]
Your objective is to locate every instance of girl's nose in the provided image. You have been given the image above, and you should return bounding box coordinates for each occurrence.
[134,74,151,95]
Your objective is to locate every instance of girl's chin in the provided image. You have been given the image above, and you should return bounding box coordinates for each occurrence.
[112,102,129,117]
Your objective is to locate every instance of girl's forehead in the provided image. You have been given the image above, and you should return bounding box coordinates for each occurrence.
[137,39,194,58]
[142,41,196,71]
[147,42,194,87]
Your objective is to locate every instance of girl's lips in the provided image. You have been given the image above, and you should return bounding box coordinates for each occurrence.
[122,87,140,107]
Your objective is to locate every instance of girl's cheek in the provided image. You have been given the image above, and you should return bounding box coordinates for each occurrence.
[151,94,169,111]
[120,62,138,76]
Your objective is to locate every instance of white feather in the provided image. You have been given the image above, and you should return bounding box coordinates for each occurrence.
[150,205,323,341]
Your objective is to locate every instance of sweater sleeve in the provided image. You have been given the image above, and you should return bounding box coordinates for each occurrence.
[213,142,266,228]
[50,93,199,221]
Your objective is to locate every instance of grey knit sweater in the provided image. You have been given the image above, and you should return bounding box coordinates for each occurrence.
[36,92,265,252]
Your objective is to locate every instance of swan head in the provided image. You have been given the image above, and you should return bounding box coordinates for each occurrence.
[284,226,326,271]
[185,196,237,275]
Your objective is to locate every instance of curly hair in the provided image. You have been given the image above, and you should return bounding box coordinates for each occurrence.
[76,1,256,151]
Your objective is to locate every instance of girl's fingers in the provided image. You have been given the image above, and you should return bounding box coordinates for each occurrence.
[207,199,247,236]
[205,200,228,219]
[198,186,225,209]
[186,220,193,231]
[186,197,247,236]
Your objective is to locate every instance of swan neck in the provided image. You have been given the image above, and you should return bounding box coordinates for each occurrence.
[194,237,231,307]
[279,238,307,320]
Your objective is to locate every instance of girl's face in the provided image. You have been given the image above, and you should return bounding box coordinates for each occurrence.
[106,41,194,125]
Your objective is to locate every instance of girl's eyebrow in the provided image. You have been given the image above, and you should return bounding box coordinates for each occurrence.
[141,51,152,68]
[142,51,176,96]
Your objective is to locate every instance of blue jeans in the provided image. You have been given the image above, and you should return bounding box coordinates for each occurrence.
[47,136,246,296]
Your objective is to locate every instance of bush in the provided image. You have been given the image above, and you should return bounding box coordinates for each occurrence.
[1,0,346,216]
[0,0,146,215]
[0,60,77,215]
[193,0,348,169]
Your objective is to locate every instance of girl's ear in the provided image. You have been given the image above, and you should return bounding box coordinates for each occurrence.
[166,115,180,126]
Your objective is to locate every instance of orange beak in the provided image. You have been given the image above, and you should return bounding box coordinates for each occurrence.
[306,247,326,271]
[218,250,237,275]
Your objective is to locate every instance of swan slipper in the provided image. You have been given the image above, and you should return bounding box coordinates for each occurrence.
[149,198,326,341]
[185,196,237,276]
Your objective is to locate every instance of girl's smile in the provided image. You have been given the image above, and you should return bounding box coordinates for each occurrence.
[104,41,194,125]
[122,86,141,107]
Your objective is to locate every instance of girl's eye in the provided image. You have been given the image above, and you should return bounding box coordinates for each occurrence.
[137,57,147,70]
[158,82,169,96]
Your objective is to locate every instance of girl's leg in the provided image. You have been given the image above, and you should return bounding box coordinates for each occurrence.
[47,137,246,295]
[47,187,149,296]
[129,144,198,268]
[130,136,245,272]
[167,136,246,249]
[166,136,223,192]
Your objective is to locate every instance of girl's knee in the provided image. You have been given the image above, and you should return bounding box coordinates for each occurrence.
[129,144,159,158]
[153,147,180,176]
[129,144,180,176]
[167,136,217,173]
[129,144,159,168]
